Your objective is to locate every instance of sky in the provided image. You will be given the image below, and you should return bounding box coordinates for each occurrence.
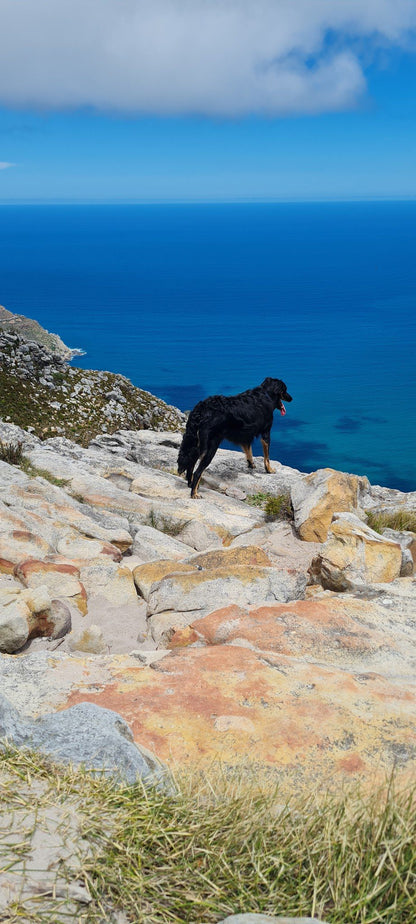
[0,0,416,202]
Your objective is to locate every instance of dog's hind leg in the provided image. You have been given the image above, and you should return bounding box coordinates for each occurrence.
[241,444,255,469]
[261,430,276,474]
[190,438,221,498]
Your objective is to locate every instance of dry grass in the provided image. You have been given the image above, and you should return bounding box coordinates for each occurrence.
[366,509,416,535]
[0,439,24,465]
[1,747,415,923]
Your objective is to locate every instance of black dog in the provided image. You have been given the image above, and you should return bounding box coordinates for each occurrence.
[177,377,292,498]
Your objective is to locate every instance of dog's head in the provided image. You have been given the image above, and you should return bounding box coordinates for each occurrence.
[261,377,292,415]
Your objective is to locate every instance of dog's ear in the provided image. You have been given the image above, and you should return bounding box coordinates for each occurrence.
[261,377,275,391]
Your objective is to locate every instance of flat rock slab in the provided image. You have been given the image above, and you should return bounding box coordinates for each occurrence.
[59,644,416,793]
[2,581,416,792]
[168,592,416,676]
[147,564,307,619]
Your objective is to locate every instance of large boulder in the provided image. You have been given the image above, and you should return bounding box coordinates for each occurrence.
[15,560,87,615]
[79,560,138,606]
[0,593,31,652]
[133,560,196,601]
[309,513,402,591]
[147,557,307,646]
[0,693,169,787]
[0,581,72,652]
[131,523,192,563]
[291,468,369,542]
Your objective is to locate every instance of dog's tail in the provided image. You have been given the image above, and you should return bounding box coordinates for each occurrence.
[177,410,200,482]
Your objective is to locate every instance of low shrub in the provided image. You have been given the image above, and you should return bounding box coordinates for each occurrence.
[247,491,293,522]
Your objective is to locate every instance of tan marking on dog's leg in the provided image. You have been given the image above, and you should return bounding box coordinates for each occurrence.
[261,438,276,474]
[191,475,203,499]
[241,444,255,469]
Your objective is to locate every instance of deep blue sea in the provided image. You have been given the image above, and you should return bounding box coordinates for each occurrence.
[0,202,415,492]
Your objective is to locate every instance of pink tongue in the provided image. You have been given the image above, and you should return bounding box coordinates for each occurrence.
[280,403,286,416]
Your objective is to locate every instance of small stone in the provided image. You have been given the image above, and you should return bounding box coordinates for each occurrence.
[67,624,107,654]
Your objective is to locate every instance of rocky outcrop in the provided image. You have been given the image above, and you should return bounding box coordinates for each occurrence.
[291,468,369,542]
[0,419,415,796]
[0,303,77,358]
[0,330,185,443]
[309,512,402,592]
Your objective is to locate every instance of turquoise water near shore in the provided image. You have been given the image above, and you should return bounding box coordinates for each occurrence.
[0,201,415,491]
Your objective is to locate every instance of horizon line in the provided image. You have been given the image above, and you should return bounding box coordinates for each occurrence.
[1,194,416,206]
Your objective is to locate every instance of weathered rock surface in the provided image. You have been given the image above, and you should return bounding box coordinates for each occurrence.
[0,303,76,358]
[382,527,416,574]
[0,419,415,796]
[146,560,307,646]
[309,512,402,591]
[291,468,369,542]
[0,693,168,786]
[16,559,87,614]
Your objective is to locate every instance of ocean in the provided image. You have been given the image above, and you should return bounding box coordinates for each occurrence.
[0,201,415,492]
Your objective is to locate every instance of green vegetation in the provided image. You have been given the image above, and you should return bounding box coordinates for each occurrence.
[19,458,69,487]
[1,747,415,923]
[246,491,293,522]
[0,439,68,486]
[246,490,270,507]
[0,362,183,447]
[366,509,416,535]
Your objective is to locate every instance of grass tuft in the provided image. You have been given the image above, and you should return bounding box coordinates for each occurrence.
[0,439,24,465]
[246,491,293,522]
[1,747,415,923]
[366,509,416,535]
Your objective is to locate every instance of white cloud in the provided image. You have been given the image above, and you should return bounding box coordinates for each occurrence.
[0,0,415,116]
[0,162,15,169]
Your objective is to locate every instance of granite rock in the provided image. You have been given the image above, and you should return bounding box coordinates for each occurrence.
[309,512,402,591]
[291,468,369,542]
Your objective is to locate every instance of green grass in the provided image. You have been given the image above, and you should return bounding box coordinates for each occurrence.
[19,457,70,487]
[366,510,416,535]
[246,491,293,522]
[0,440,69,486]
[1,747,415,924]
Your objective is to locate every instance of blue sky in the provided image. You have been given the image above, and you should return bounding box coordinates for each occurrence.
[1,0,416,202]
